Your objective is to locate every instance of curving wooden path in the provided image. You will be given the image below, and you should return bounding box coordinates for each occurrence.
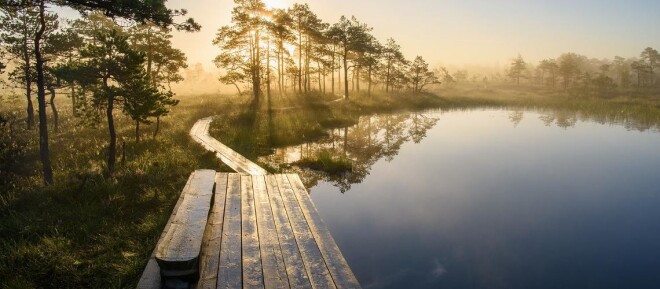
[190,117,268,175]
[137,118,361,289]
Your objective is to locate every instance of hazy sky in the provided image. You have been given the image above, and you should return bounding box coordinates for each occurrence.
[165,0,660,69]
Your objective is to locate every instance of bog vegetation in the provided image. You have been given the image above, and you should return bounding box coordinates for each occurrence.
[1,0,660,288]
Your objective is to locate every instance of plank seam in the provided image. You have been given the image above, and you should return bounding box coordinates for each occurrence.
[275,175,321,288]
[263,175,295,288]
[288,174,337,288]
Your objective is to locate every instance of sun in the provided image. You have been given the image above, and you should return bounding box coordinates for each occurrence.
[263,0,287,9]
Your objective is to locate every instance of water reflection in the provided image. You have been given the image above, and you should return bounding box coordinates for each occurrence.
[259,112,439,192]
[260,102,660,193]
[304,109,660,289]
[533,106,660,132]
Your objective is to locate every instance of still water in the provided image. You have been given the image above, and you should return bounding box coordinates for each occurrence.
[265,108,660,289]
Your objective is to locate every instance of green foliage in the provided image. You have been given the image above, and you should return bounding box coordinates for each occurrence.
[294,149,353,174]
[508,54,527,85]
[213,0,436,99]
[128,23,187,90]
[408,56,438,93]
[54,0,201,32]
[0,95,230,288]
[122,74,179,125]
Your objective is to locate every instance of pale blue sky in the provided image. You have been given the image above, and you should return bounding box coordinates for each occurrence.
[115,0,660,68]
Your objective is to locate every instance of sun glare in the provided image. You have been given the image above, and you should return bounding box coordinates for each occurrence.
[264,0,287,9]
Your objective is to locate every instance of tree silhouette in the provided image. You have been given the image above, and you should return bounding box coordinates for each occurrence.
[508,54,526,85]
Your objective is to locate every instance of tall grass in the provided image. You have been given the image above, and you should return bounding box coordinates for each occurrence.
[0,94,232,288]
[1,85,659,288]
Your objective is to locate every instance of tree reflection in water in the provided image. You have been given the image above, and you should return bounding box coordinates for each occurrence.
[260,112,439,192]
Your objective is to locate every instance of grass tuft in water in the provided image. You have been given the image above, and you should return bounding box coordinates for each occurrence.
[293,149,353,174]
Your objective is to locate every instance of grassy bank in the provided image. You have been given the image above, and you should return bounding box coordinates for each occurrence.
[433,84,660,131]
[207,90,493,165]
[0,95,233,288]
[1,86,659,288]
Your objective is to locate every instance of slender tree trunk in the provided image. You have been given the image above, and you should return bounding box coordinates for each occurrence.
[343,48,349,99]
[266,37,271,100]
[298,30,302,93]
[356,64,360,92]
[386,60,391,92]
[233,83,242,95]
[70,82,77,116]
[254,29,261,99]
[135,120,140,142]
[104,77,116,174]
[317,62,322,92]
[282,45,287,94]
[48,86,58,132]
[146,28,154,85]
[277,43,282,95]
[337,57,341,95]
[23,44,34,130]
[305,38,311,93]
[331,46,335,95]
[368,66,372,97]
[153,116,161,138]
[35,0,53,184]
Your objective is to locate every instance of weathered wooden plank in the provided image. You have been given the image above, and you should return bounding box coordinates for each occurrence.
[198,173,229,289]
[265,175,313,289]
[242,175,265,289]
[287,175,361,289]
[189,118,268,176]
[253,176,290,289]
[218,174,243,289]
[275,175,336,289]
[156,170,215,268]
[138,170,213,289]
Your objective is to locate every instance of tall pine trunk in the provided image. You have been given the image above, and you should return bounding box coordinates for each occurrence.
[153,116,161,138]
[266,37,271,99]
[298,30,302,93]
[253,29,261,99]
[22,15,35,129]
[368,65,372,97]
[48,86,58,132]
[343,48,349,99]
[356,64,360,92]
[135,120,140,142]
[35,0,53,184]
[104,77,116,174]
[331,46,335,95]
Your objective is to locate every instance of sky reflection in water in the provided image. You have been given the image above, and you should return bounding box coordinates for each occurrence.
[279,109,660,289]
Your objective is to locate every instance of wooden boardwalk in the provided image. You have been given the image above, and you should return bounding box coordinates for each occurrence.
[137,170,361,289]
[190,117,268,176]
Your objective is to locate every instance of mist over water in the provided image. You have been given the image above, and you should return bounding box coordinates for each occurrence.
[300,109,660,289]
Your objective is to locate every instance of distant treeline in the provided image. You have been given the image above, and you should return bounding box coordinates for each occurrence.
[214,0,439,99]
[498,49,660,96]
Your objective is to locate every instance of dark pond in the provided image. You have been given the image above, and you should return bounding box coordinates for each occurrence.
[262,108,660,289]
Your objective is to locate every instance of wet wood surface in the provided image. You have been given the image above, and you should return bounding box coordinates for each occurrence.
[138,173,360,289]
